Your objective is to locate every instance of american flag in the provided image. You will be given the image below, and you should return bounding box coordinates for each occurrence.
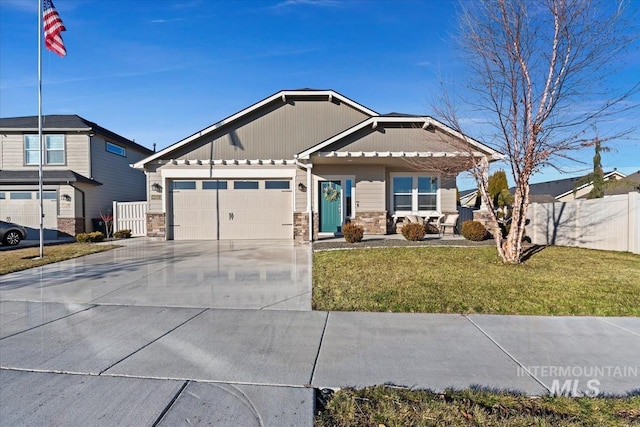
[43,0,66,57]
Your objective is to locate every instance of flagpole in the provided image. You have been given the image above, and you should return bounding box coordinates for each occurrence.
[38,0,44,258]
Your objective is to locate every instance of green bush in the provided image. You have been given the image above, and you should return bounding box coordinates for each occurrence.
[342,222,364,243]
[113,229,132,239]
[75,231,105,243]
[461,220,488,241]
[401,222,426,241]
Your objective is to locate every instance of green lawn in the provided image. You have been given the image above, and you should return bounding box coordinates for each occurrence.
[0,243,119,275]
[316,386,640,427]
[313,246,640,316]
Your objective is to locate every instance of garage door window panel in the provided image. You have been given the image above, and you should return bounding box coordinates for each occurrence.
[203,180,227,190]
[234,181,259,190]
[172,181,196,190]
[10,192,32,200]
[265,181,290,190]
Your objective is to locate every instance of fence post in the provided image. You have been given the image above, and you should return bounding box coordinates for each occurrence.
[630,192,639,254]
[112,201,118,233]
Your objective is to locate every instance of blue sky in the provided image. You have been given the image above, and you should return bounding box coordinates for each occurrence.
[1,0,638,190]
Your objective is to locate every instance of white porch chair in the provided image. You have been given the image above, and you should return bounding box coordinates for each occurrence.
[439,214,459,235]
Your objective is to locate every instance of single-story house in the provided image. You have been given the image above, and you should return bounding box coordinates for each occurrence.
[0,115,153,237]
[133,89,501,242]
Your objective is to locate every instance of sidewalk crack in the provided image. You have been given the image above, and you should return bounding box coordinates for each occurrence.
[463,315,551,393]
[308,311,330,386]
[98,308,208,375]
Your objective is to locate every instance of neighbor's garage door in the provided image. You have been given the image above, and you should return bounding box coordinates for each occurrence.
[0,190,58,239]
[169,179,293,240]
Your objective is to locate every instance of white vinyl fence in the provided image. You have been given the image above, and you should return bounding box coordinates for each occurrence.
[528,192,639,254]
[113,201,147,237]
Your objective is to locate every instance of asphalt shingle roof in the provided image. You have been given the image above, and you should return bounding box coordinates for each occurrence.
[0,115,152,154]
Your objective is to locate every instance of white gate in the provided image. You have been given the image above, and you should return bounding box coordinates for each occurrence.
[113,201,147,237]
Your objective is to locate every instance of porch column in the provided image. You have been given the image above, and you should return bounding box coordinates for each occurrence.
[307,163,313,242]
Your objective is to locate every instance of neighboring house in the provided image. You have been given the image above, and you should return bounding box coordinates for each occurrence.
[528,170,626,202]
[459,169,627,207]
[133,89,502,242]
[604,170,640,196]
[0,115,153,238]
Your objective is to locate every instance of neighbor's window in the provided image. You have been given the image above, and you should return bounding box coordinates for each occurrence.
[0,192,5,200]
[106,141,126,157]
[234,181,259,190]
[172,181,196,190]
[265,180,290,190]
[24,135,65,165]
[202,180,228,190]
[392,175,438,213]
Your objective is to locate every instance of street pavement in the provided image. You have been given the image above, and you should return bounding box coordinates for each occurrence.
[1,239,639,426]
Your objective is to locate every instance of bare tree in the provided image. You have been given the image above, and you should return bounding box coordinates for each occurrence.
[435,0,637,264]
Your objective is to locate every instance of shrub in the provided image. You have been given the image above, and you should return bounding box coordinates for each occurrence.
[461,221,488,241]
[401,222,426,241]
[342,222,364,243]
[75,231,105,243]
[113,229,132,239]
[424,222,439,235]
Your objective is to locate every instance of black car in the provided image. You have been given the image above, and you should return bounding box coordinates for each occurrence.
[0,220,27,246]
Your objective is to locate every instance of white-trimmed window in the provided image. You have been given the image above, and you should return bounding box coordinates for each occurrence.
[24,134,65,165]
[391,174,439,214]
[106,141,126,157]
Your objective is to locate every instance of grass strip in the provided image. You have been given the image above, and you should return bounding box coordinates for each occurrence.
[316,386,640,427]
[0,243,119,275]
[313,246,640,316]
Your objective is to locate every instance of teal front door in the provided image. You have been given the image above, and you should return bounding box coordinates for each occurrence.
[320,181,342,233]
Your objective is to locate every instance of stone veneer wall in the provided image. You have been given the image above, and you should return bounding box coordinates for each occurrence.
[352,211,388,235]
[293,212,309,243]
[313,212,319,241]
[57,217,85,237]
[146,213,166,238]
[473,210,499,235]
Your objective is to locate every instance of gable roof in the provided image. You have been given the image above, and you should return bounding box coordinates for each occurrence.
[506,170,626,202]
[133,89,378,169]
[0,115,152,154]
[296,115,503,160]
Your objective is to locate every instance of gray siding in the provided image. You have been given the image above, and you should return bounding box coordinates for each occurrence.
[0,133,90,175]
[313,164,386,212]
[87,135,149,230]
[439,175,457,213]
[328,125,468,153]
[171,98,369,161]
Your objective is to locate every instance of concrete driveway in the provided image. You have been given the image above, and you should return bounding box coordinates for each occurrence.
[0,239,312,310]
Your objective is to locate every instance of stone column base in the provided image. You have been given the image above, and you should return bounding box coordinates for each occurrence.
[146,213,166,238]
[293,212,309,243]
[57,217,85,237]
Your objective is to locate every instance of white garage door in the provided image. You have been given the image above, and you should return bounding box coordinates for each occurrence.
[169,179,293,240]
[0,190,58,239]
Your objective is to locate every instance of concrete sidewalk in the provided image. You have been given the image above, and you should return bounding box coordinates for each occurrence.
[1,301,639,425]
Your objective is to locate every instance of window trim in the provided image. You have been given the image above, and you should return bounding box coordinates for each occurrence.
[390,172,440,215]
[106,141,127,157]
[24,134,66,166]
